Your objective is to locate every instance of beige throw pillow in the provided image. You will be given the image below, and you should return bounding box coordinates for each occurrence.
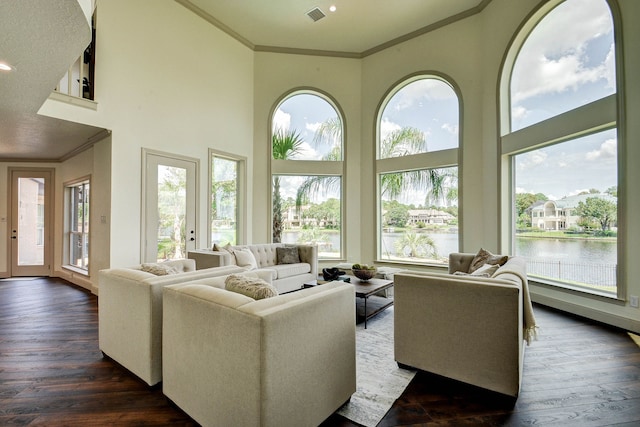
[140,263,179,276]
[468,248,508,273]
[470,263,500,277]
[225,274,278,300]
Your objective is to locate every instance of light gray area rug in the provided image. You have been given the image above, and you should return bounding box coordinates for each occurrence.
[337,306,416,427]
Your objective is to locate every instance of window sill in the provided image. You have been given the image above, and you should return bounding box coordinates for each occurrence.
[63,265,89,277]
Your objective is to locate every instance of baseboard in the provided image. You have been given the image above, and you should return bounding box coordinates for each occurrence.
[532,293,640,334]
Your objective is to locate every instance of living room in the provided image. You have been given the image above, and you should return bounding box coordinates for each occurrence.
[0,0,639,423]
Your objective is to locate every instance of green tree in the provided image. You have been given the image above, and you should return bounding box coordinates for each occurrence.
[515,192,547,229]
[310,198,341,227]
[382,200,409,228]
[605,186,618,197]
[394,231,438,259]
[272,128,304,242]
[575,196,617,232]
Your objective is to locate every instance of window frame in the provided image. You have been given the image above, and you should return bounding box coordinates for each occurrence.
[63,176,91,275]
[269,88,346,260]
[209,149,246,247]
[375,73,462,266]
[499,0,625,300]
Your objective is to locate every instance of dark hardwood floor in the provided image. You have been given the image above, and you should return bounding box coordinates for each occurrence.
[1,277,639,426]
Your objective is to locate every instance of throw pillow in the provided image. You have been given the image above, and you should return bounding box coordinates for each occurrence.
[470,262,500,277]
[225,274,278,300]
[140,263,179,276]
[276,246,300,264]
[468,248,508,273]
[234,248,258,270]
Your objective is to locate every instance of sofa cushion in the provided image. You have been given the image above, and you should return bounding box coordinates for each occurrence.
[468,248,508,273]
[234,248,258,270]
[225,274,278,300]
[269,263,311,280]
[277,246,300,264]
[140,263,179,276]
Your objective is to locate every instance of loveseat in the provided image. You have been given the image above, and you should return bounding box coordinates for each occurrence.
[98,259,263,385]
[394,252,535,397]
[162,280,356,427]
[188,243,318,294]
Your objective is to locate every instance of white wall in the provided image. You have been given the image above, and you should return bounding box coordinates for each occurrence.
[43,0,255,273]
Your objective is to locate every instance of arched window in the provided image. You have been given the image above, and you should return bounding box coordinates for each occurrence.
[501,0,620,297]
[377,76,460,265]
[271,91,344,259]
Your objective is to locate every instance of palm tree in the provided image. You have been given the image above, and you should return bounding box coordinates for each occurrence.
[272,128,304,242]
[395,231,438,259]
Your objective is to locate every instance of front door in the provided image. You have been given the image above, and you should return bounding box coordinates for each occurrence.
[142,150,198,263]
[9,168,53,276]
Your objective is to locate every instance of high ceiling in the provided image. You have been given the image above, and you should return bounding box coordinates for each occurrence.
[0,0,489,161]
[178,0,489,56]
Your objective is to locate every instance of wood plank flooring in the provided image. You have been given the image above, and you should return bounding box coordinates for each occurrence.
[1,277,639,426]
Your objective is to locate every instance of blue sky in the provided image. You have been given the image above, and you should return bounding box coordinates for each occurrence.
[513,0,617,200]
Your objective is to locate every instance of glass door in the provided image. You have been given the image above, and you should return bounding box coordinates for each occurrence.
[142,151,198,263]
[10,169,53,276]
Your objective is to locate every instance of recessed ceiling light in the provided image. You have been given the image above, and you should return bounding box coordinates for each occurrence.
[0,63,13,72]
[329,5,337,12]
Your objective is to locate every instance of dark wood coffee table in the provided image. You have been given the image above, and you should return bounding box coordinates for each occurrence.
[303,276,394,328]
[350,276,393,328]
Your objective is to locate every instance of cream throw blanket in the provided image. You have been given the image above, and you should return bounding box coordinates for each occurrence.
[494,268,538,344]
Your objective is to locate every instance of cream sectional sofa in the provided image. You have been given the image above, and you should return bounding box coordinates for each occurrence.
[188,243,318,294]
[98,259,266,385]
[394,253,535,397]
[162,280,356,427]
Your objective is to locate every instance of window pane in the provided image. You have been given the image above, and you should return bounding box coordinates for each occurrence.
[157,166,186,261]
[511,0,615,131]
[379,167,458,264]
[211,156,238,245]
[514,129,617,294]
[17,178,45,266]
[272,93,342,161]
[67,181,89,271]
[273,175,341,259]
[380,79,458,158]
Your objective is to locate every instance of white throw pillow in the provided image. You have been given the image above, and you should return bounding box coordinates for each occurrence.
[234,248,258,270]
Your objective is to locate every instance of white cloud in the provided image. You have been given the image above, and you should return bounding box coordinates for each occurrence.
[392,79,455,111]
[306,122,321,133]
[586,138,616,160]
[512,105,529,121]
[511,0,614,103]
[517,150,548,170]
[272,109,291,131]
[441,123,458,136]
[380,117,402,141]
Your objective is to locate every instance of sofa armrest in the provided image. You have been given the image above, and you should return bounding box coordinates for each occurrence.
[296,244,318,277]
[188,249,234,269]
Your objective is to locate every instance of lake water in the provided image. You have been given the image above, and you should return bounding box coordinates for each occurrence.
[283,229,617,290]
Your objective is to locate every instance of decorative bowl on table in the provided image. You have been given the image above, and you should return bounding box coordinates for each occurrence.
[351,264,377,282]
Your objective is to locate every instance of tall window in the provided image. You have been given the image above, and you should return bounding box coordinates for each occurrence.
[210,151,244,246]
[66,179,90,272]
[271,91,344,259]
[377,76,460,265]
[502,0,619,296]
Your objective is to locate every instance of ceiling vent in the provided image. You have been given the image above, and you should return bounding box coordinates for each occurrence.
[307,7,326,22]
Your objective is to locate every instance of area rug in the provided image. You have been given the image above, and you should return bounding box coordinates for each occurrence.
[337,306,416,427]
[629,332,640,348]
